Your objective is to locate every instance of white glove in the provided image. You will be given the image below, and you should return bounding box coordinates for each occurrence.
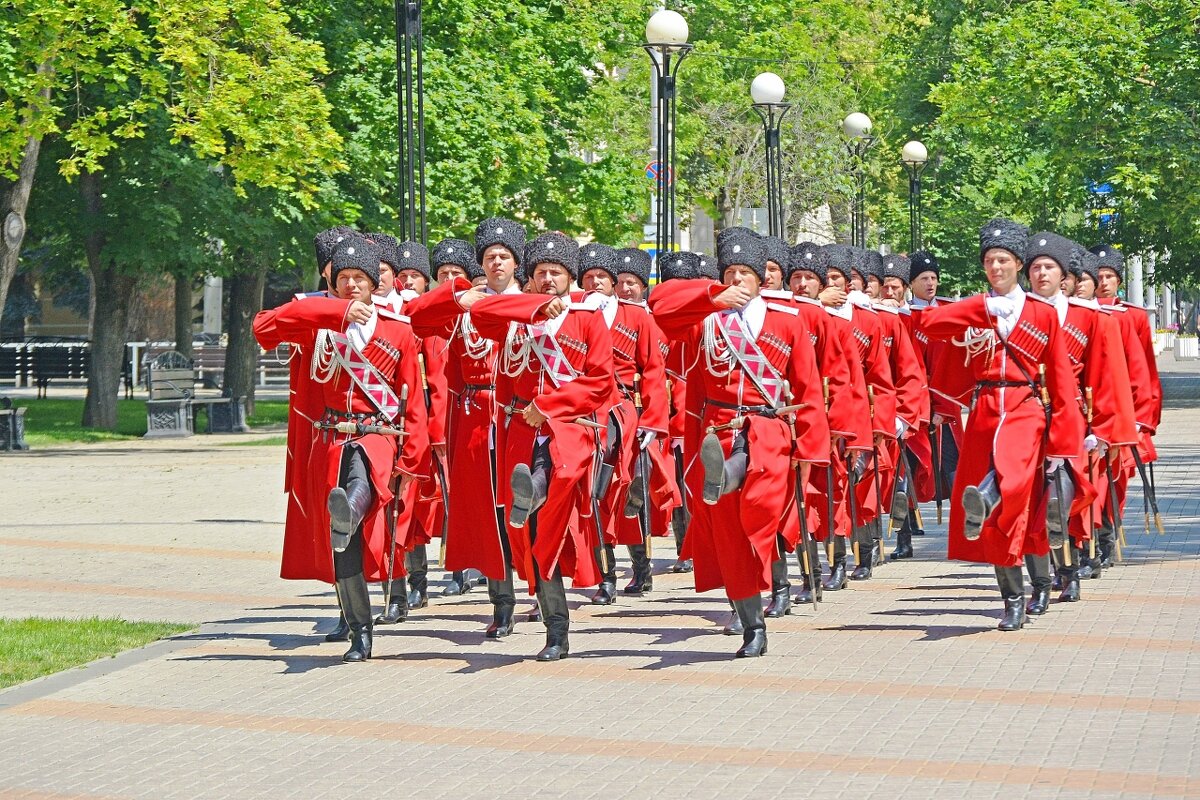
[895,417,909,438]
[1046,457,1065,473]
[1084,434,1099,452]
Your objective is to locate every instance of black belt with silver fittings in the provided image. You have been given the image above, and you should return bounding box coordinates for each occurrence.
[704,398,780,418]
[315,408,397,440]
[458,382,496,415]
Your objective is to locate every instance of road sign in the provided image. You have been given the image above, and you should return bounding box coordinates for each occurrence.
[645,161,673,188]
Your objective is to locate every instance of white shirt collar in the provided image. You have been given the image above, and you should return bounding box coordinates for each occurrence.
[736,295,767,339]
[347,307,377,350]
[601,294,618,329]
[1047,291,1068,326]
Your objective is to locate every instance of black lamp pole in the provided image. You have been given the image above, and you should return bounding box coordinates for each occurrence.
[395,0,426,244]
[845,137,874,248]
[752,102,791,237]
[644,42,691,269]
[903,153,928,253]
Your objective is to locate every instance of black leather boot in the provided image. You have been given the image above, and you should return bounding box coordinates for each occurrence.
[338,574,374,662]
[623,543,653,594]
[764,554,792,617]
[328,478,373,553]
[732,595,767,657]
[823,538,848,591]
[995,566,1026,632]
[890,526,913,560]
[1058,547,1082,602]
[590,544,618,605]
[535,572,570,661]
[325,583,351,641]
[962,470,1000,541]
[442,570,469,596]
[485,573,516,638]
[670,501,692,573]
[850,525,874,580]
[375,577,408,624]
[793,539,823,604]
[1024,554,1052,615]
[509,442,551,528]
[701,432,747,505]
[405,548,428,610]
[722,602,743,635]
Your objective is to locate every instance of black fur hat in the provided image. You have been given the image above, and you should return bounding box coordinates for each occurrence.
[980,218,1029,263]
[474,217,527,267]
[658,251,701,282]
[882,253,911,285]
[787,242,827,284]
[716,225,761,251]
[431,238,483,280]
[329,236,382,288]
[718,235,768,283]
[1023,231,1076,277]
[1088,244,1124,282]
[822,244,856,280]
[1077,249,1100,284]
[363,232,399,271]
[394,241,431,281]
[314,225,357,271]
[615,247,652,287]
[695,252,718,281]
[909,251,939,280]
[525,232,580,276]
[577,243,619,287]
[851,248,884,281]
[761,235,790,269]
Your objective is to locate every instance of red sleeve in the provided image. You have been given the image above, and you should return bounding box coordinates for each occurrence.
[1112,311,1158,433]
[813,314,858,440]
[469,293,557,341]
[253,306,284,350]
[421,336,450,446]
[392,329,430,479]
[633,310,669,435]
[1043,314,1086,461]
[272,296,353,341]
[1087,313,1138,446]
[1130,308,1162,428]
[786,319,831,465]
[405,278,473,339]
[886,313,929,429]
[860,313,897,438]
[646,279,724,339]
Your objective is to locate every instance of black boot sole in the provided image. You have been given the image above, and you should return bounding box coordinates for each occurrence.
[509,465,535,528]
[701,434,726,505]
[962,486,989,541]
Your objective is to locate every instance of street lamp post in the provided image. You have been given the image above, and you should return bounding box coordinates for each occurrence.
[644,9,691,269]
[750,72,791,237]
[841,112,875,248]
[395,0,426,244]
[901,140,929,253]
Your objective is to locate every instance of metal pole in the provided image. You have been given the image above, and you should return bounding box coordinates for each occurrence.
[412,0,427,245]
[644,43,690,272]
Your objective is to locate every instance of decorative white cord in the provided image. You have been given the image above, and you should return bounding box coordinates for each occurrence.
[500,321,532,377]
[459,314,494,360]
[310,329,339,384]
[952,326,996,366]
[701,315,733,377]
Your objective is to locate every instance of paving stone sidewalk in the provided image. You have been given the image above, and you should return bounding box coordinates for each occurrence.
[0,354,1196,799]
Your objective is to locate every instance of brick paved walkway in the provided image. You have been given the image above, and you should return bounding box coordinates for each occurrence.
[0,354,1197,799]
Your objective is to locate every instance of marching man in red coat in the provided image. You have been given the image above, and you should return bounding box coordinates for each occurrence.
[922,219,1083,631]
[650,234,830,657]
[255,236,429,661]
[467,232,616,661]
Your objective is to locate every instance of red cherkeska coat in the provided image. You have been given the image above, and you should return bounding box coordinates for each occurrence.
[923,293,1084,567]
[908,299,966,503]
[650,280,830,600]
[254,295,430,584]
[404,279,523,576]
[470,291,616,590]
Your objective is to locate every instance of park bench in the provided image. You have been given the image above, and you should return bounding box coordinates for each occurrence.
[0,395,29,451]
[31,342,90,398]
[143,351,249,438]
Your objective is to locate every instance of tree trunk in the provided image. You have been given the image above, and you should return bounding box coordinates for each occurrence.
[81,170,135,431]
[174,273,193,358]
[225,263,267,415]
[0,63,52,334]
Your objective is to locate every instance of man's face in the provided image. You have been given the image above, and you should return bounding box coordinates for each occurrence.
[723,265,762,296]
[911,271,937,301]
[398,269,428,294]
[581,268,615,296]
[1076,274,1096,300]
[866,275,881,299]
[533,263,571,296]
[436,264,467,284]
[882,277,906,301]
[1027,257,1064,298]
[1062,273,1077,296]
[826,268,848,292]
[471,274,488,288]
[616,274,645,302]
[335,269,374,302]
[850,272,865,292]
[764,261,783,290]
[482,245,517,287]
[374,263,395,296]
[982,248,1021,294]
[1098,267,1120,299]
[789,270,821,299]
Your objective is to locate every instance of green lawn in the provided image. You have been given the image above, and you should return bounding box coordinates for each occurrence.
[0,617,193,690]
[18,398,288,446]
